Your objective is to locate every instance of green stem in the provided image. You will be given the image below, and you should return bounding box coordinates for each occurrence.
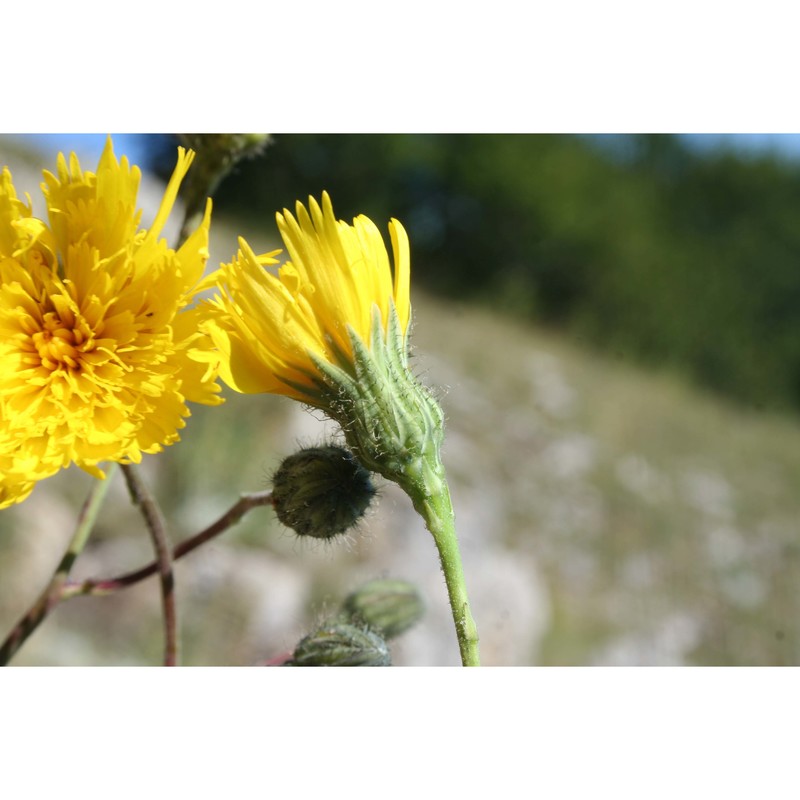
[0,465,117,666]
[409,471,480,667]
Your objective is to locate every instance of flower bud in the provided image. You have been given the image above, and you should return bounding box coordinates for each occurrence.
[340,579,424,639]
[291,623,390,666]
[176,134,272,242]
[178,134,271,176]
[271,445,376,539]
[313,305,447,503]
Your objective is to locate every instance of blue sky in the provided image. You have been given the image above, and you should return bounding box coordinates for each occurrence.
[14,134,153,166]
[11,134,800,172]
[681,133,800,160]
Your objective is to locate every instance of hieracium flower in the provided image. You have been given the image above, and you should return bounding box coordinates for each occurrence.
[200,193,435,484]
[202,192,480,665]
[0,138,221,508]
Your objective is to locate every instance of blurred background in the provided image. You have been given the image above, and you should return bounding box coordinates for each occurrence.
[2,133,800,665]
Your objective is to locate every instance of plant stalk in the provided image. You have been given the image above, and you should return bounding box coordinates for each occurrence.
[0,466,117,666]
[121,464,177,667]
[410,474,480,667]
[63,490,274,599]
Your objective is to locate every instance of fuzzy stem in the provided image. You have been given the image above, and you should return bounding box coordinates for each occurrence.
[320,307,480,666]
[0,465,117,666]
[121,464,177,667]
[408,471,480,667]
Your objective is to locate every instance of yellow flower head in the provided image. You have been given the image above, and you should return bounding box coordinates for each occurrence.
[203,191,410,406]
[0,138,221,508]
[202,192,481,667]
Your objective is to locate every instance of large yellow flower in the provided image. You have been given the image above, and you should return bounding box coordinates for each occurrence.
[202,191,410,406]
[0,138,221,508]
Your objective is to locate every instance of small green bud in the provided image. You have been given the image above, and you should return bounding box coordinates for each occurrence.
[291,623,391,666]
[340,579,425,639]
[271,445,376,539]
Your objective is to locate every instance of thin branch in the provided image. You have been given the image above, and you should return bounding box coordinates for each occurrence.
[63,490,274,599]
[1,483,274,665]
[121,464,177,667]
[0,466,117,666]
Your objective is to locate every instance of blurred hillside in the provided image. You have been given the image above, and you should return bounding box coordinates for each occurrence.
[150,133,800,415]
[1,135,800,666]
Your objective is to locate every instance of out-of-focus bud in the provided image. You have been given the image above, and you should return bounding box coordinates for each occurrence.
[178,133,271,179]
[176,133,272,242]
[271,445,376,539]
[291,623,390,666]
[340,579,425,640]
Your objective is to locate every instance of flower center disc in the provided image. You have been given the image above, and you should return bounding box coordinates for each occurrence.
[30,312,88,372]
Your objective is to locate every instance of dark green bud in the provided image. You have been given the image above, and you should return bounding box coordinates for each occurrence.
[291,623,390,666]
[272,445,376,539]
[340,579,425,639]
